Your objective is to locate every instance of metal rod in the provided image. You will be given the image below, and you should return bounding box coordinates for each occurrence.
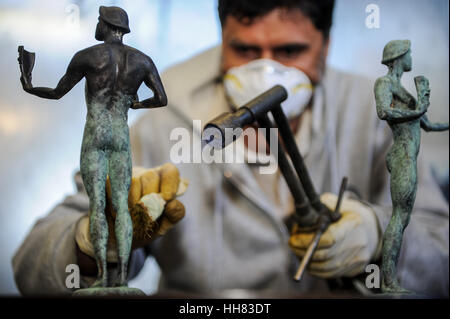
[256,114,312,218]
[331,176,348,222]
[294,229,323,282]
[271,105,324,212]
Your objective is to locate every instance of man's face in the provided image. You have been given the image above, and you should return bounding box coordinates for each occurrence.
[221,8,330,84]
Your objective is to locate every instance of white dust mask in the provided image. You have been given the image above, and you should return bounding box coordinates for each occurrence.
[223,58,313,119]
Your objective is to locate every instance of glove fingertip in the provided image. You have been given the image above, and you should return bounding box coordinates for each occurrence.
[164,199,185,223]
[156,216,174,236]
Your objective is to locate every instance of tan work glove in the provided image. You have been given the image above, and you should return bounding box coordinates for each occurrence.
[76,163,188,262]
[289,193,382,278]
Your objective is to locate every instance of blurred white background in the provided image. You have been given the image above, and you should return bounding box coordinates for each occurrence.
[0,0,448,295]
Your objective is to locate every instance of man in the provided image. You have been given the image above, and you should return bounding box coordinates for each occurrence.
[13,0,448,297]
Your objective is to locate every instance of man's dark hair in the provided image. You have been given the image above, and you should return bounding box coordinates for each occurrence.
[218,0,335,39]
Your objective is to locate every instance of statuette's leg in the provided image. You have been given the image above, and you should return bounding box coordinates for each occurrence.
[381,157,416,294]
[81,149,109,288]
[109,150,133,287]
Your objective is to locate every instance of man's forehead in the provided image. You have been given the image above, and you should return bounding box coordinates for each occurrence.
[224,6,311,25]
[222,8,322,46]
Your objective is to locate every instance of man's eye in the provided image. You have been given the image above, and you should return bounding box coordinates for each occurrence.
[232,46,261,59]
[274,46,305,60]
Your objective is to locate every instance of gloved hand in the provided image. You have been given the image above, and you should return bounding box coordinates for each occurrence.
[76,163,188,262]
[289,193,382,278]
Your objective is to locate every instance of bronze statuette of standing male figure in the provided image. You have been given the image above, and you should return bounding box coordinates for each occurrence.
[18,6,167,289]
[374,40,448,294]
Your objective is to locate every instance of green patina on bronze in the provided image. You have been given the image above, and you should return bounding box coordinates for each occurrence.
[72,287,146,297]
[81,93,134,288]
[374,40,449,294]
[18,6,167,290]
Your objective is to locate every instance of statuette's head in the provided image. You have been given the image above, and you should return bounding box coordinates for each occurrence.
[95,6,130,41]
[382,39,412,71]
